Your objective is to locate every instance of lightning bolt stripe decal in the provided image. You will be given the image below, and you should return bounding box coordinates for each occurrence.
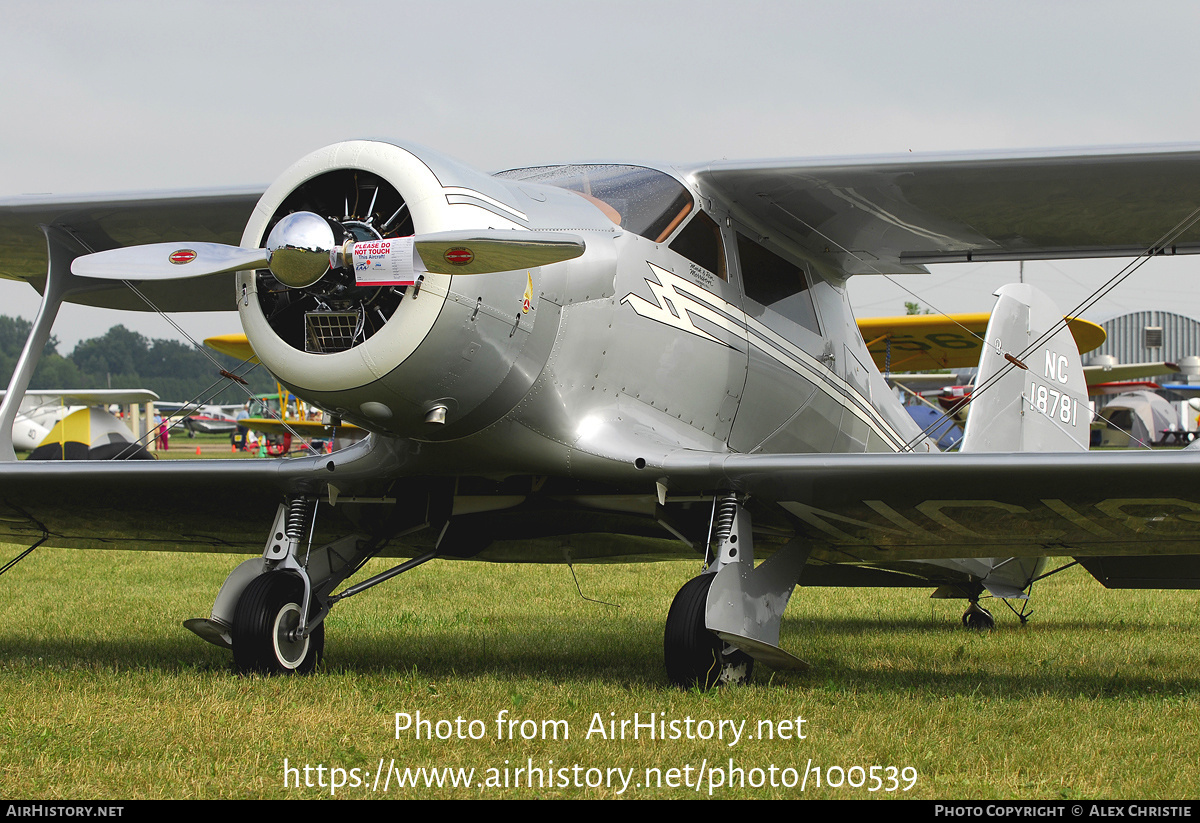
[623,263,908,450]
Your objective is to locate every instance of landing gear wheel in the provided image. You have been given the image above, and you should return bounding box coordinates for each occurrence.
[664,573,753,689]
[232,572,324,674]
[962,603,995,631]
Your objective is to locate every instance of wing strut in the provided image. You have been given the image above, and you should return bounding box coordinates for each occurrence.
[0,226,109,461]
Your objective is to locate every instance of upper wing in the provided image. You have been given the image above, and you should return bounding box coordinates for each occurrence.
[1161,383,1200,397]
[204,333,260,363]
[0,188,262,311]
[856,312,1105,371]
[687,145,1200,274]
[1086,361,1180,383]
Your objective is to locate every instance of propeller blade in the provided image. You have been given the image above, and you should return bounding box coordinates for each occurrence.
[70,226,585,284]
[71,243,267,280]
[415,231,585,275]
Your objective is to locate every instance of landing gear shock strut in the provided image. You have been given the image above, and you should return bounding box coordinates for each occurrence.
[664,492,811,688]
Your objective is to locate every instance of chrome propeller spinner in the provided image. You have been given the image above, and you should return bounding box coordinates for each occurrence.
[264,211,337,289]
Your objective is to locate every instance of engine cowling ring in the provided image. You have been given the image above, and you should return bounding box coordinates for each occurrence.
[236,140,558,441]
[237,141,451,399]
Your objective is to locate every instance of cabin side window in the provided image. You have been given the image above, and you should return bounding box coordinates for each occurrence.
[668,210,727,280]
[736,233,819,334]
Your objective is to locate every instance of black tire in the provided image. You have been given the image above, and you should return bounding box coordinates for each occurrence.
[232,572,324,674]
[664,573,753,689]
[962,604,995,631]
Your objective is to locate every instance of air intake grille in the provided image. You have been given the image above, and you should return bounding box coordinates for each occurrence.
[305,312,359,354]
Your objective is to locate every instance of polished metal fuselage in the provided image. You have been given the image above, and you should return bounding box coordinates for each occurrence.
[243,141,932,490]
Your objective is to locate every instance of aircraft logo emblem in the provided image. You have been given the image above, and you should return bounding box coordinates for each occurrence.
[444,247,474,266]
[522,272,533,313]
[168,249,197,265]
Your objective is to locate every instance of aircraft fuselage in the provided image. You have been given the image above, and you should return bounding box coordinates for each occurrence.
[234,141,931,487]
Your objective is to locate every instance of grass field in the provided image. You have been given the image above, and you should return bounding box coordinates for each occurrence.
[0,544,1197,800]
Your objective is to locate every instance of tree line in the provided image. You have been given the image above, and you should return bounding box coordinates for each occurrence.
[0,316,275,404]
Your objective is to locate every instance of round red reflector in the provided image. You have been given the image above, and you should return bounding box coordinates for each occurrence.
[169,249,197,265]
[444,247,474,266]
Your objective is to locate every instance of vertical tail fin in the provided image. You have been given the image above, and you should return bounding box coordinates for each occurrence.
[961,283,1089,453]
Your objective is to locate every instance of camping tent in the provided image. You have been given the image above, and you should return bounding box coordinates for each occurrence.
[1096,390,1179,448]
[27,407,155,460]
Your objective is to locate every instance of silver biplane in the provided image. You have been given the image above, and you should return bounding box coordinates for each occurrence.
[3,140,1200,687]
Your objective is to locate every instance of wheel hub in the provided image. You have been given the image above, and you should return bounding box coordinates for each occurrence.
[272,603,310,670]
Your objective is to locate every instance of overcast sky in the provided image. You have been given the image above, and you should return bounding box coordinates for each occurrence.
[3,0,1200,350]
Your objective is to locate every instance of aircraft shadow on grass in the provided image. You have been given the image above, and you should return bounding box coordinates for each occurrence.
[2,613,1195,699]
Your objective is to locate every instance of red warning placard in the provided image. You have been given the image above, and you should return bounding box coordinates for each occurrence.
[351,237,417,286]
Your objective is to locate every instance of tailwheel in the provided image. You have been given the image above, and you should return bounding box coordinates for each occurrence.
[962,602,995,631]
[664,574,753,689]
[232,572,324,674]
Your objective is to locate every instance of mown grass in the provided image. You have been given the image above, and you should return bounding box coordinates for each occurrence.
[0,547,1197,799]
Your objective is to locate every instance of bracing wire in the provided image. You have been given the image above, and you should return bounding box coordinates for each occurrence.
[121,280,323,456]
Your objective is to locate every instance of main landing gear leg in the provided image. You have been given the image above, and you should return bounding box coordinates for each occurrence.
[234,497,327,674]
[186,497,336,675]
[664,493,811,689]
[185,483,445,675]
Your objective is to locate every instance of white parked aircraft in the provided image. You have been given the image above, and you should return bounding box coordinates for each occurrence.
[0,388,158,451]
